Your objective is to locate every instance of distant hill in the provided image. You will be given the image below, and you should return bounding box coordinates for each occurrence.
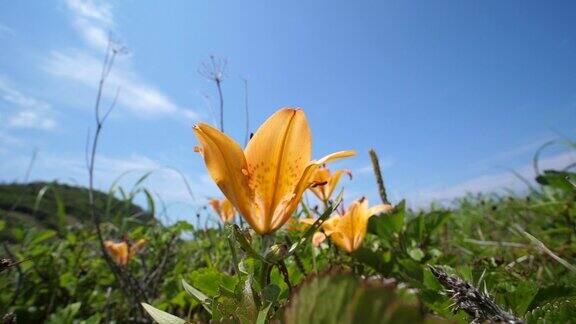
[0,182,154,237]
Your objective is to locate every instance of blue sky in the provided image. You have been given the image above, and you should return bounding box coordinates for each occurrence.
[1,1,575,222]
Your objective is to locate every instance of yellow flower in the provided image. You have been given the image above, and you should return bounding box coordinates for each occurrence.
[309,166,352,202]
[295,217,329,247]
[209,197,236,223]
[104,239,147,266]
[323,198,393,252]
[193,108,355,235]
[286,217,309,232]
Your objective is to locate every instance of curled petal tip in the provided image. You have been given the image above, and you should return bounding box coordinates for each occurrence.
[280,106,302,111]
[314,150,356,165]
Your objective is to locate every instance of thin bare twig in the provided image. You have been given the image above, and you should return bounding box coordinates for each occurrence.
[514,224,576,273]
[85,38,148,319]
[463,238,528,248]
[2,243,25,307]
[198,55,227,132]
[242,77,250,146]
[145,234,178,296]
[278,261,292,293]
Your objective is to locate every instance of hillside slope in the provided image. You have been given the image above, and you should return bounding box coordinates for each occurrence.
[0,182,153,238]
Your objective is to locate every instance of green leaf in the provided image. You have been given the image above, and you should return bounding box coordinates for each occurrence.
[288,195,342,256]
[141,303,187,324]
[262,284,280,303]
[187,268,237,297]
[423,210,451,234]
[405,210,450,243]
[46,302,82,324]
[170,220,195,233]
[53,188,67,232]
[283,273,421,324]
[405,213,425,242]
[525,297,576,324]
[79,313,102,324]
[142,188,156,217]
[256,303,272,324]
[232,225,269,263]
[536,170,576,192]
[528,283,576,311]
[407,247,425,262]
[368,200,405,242]
[505,280,538,315]
[29,229,56,246]
[352,247,393,275]
[212,276,258,323]
[182,279,212,315]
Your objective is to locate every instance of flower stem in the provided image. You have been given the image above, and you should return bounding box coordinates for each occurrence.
[369,149,390,205]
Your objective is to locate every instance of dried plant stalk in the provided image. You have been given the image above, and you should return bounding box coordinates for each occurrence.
[429,266,523,324]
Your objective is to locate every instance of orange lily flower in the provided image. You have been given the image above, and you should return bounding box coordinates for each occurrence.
[320,198,392,252]
[209,197,236,223]
[309,166,352,202]
[193,108,355,235]
[104,239,147,266]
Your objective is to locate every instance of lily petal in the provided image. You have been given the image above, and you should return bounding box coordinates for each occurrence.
[310,167,331,200]
[208,198,221,215]
[329,232,351,252]
[193,123,255,227]
[314,150,356,165]
[244,108,312,232]
[130,239,147,258]
[221,198,236,222]
[299,218,316,226]
[325,169,351,201]
[278,150,356,231]
[321,216,340,236]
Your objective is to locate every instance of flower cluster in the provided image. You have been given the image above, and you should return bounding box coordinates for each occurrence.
[195,107,392,252]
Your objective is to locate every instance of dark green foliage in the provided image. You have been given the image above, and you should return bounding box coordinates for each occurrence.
[3,162,576,323]
[525,297,576,323]
[0,181,153,240]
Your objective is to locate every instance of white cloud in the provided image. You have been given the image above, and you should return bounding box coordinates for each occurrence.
[408,151,576,208]
[65,0,113,26]
[74,18,110,50]
[8,111,57,130]
[48,0,198,119]
[0,76,57,130]
[64,0,113,51]
[470,136,559,170]
[43,50,187,116]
